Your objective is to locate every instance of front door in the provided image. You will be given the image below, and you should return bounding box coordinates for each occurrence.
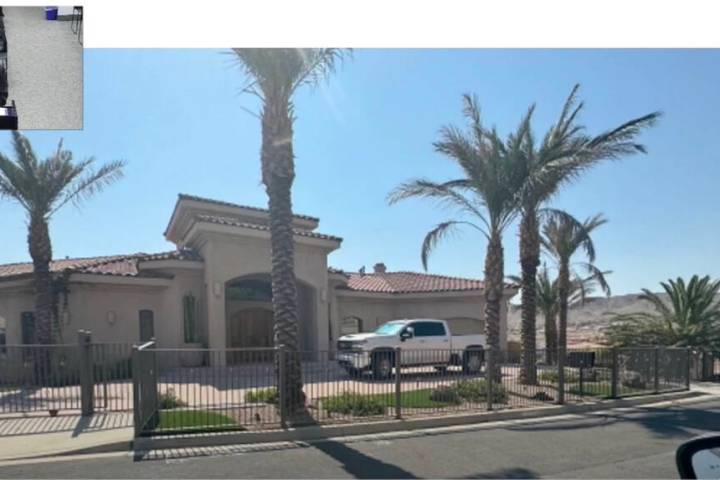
[228,307,274,363]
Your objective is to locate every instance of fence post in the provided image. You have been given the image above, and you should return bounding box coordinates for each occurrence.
[394,347,402,419]
[686,347,692,390]
[486,349,494,411]
[77,330,94,416]
[557,347,565,405]
[131,345,141,438]
[610,347,619,399]
[653,347,660,394]
[278,345,287,429]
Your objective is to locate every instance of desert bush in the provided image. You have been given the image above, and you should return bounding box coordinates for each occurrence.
[531,391,554,402]
[453,379,508,403]
[323,392,386,416]
[428,385,462,405]
[159,388,186,409]
[245,387,278,405]
[620,370,647,389]
[538,368,580,384]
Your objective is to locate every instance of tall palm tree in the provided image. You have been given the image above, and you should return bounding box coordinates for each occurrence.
[388,94,529,382]
[541,213,608,382]
[231,49,347,414]
[512,264,610,365]
[514,85,660,384]
[605,275,720,349]
[0,132,125,345]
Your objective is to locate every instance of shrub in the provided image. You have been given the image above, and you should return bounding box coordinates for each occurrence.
[323,391,386,416]
[538,368,580,384]
[245,387,278,405]
[159,388,186,409]
[453,379,508,403]
[428,385,462,405]
[531,391,554,402]
[620,370,647,389]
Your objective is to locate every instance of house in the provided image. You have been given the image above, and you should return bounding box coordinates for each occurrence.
[0,194,518,365]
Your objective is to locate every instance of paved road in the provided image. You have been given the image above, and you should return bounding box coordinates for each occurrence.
[1,398,719,479]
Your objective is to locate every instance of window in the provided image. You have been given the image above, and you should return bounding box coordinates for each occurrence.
[374,321,406,336]
[411,321,446,337]
[21,312,35,344]
[340,316,362,335]
[183,293,200,343]
[226,279,272,302]
[139,310,155,342]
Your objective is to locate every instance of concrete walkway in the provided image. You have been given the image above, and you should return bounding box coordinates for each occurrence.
[0,412,132,461]
[3,7,82,129]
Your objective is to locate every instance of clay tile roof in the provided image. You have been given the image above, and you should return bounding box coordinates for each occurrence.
[0,249,203,280]
[196,214,342,242]
[333,270,516,294]
[178,194,319,222]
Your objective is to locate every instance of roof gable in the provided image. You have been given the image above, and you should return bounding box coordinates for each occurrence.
[165,194,320,245]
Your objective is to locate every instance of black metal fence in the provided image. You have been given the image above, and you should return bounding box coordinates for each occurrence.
[135,346,692,436]
[0,334,133,415]
[689,350,720,381]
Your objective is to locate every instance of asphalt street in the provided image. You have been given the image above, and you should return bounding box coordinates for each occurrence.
[1,397,719,478]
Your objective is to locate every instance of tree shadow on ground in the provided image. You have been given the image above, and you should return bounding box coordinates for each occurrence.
[311,440,417,479]
[453,467,540,478]
[506,402,720,440]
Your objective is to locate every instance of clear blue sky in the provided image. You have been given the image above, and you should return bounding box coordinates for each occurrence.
[1,49,719,295]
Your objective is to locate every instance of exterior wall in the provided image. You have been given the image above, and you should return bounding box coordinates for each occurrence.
[332,291,514,349]
[64,282,167,344]
[0,269,204,350]
[0,286,34,345]
[198,233,331,364]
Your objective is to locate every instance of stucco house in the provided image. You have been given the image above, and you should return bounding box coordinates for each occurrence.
[0,194,517,365]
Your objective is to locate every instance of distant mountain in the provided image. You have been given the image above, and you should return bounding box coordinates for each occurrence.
[507,292,664,348]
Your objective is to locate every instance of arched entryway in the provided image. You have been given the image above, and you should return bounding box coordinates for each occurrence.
[225,275,316,364]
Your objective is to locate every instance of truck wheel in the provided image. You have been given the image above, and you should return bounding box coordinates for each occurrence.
[345,366,361,378]
[372,351,394,380]
[463,350,483,375]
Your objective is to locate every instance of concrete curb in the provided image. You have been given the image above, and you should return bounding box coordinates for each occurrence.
[135,390,706,452]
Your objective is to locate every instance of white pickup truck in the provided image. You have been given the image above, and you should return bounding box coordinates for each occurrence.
[336,319,485,379]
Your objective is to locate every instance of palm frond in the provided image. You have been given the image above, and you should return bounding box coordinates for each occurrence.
[420,220,482,270]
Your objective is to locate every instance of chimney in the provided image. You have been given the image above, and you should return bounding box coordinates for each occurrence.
[373,262,387,274]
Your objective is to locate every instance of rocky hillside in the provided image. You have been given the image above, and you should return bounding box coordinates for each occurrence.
[507,293,661,348]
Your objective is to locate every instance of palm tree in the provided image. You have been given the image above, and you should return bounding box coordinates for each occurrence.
[541,213,609,385]
[388,94,529,382]
[514,85,660,384]
[605,275,720,350]
[0,132,125,345]
[513,264,610,365]
[231,49,347,414]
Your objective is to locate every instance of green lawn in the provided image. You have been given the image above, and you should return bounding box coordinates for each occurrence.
[377,389,457,408]
[158,409,238,430]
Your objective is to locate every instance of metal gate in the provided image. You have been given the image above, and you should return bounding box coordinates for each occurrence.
[132,340,159,436]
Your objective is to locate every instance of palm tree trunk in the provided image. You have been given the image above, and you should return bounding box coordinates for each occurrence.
[28,216,53,345]
[545,311,558,365]
[484,231,504,383]
[261,94,305,415]
[519,212,539,384]
[557,260,570,377]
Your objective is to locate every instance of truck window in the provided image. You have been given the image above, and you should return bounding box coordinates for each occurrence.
[412,321,446,337]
